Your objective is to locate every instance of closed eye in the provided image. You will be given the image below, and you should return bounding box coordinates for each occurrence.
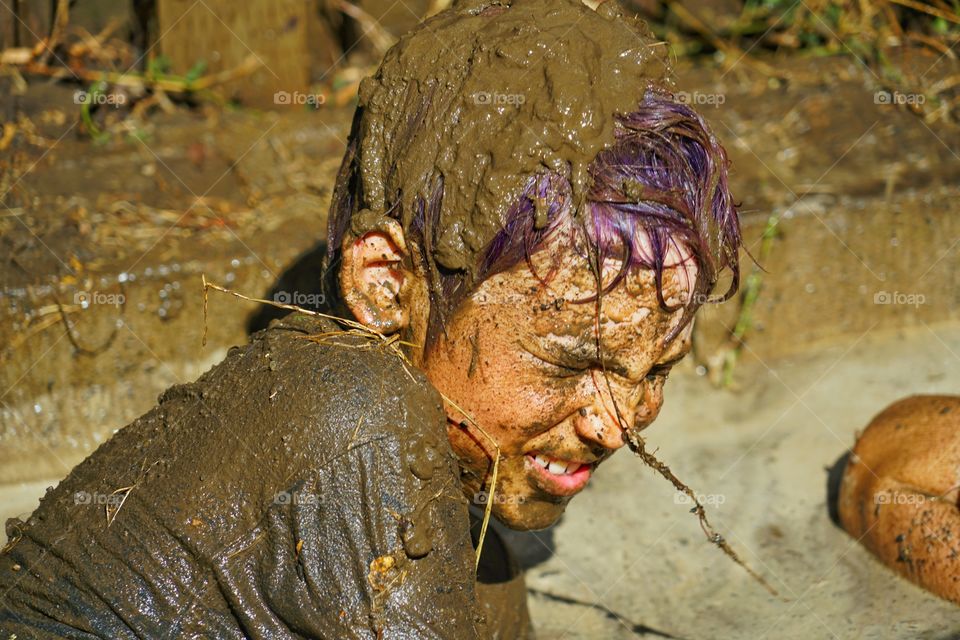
[645,353,689,381]
[518,340,587,378]
[647,365,673,382]
[646,364,673,380]
[538,354,588,378]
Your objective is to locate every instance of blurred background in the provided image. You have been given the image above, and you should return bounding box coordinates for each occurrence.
[1,1,959,637]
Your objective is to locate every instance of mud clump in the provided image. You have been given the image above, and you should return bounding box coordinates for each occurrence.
[348,0,672,277]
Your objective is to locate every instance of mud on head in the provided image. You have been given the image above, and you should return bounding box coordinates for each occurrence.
[322,0,743,529]
[323,0,740,347]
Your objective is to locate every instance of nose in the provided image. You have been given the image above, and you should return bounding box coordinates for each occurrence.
[573,404,627,450]
[574,374,665,450]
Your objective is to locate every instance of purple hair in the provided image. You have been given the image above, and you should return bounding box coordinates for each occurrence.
[324,90,742,350]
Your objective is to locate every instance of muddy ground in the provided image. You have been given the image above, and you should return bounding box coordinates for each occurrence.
[2,45,960,638]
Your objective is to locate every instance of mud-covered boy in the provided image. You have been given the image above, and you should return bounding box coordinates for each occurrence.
[0,1,742,637]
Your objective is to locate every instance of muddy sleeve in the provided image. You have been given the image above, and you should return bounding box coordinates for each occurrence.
[0,316,483,639]
[193,325,484,639]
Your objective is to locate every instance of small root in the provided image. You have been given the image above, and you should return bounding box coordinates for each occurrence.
[626,429,781,598]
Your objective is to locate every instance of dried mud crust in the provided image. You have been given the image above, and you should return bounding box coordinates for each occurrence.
[0,313,522,639]
[343,0,671,275]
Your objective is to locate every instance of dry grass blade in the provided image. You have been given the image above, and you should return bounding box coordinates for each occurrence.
[11,55,262,95]
[336,0,397,55]
[885,0,960,24]
[105,485,135,526]
[439,394,501,571]
[201,275,384,337]
[40,0,71,67]
[668,1,782,77]
[201,276,421,381]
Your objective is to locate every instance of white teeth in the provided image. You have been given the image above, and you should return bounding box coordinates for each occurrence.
[533,453,584,475]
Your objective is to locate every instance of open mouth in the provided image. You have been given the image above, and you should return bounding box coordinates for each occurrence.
[525,451,594,497]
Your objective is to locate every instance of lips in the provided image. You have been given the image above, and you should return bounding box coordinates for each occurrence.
[525,451,594,497]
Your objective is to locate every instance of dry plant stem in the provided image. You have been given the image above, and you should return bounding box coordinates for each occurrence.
[199,276,501,568]
[886,0,960,24]
[929,74,960,93]
[67,17,126,59]
[438,394,502,571]
[580,222,776,596]
[626,430,781,598]
[40,0,70,67]
[1,521,23,554]
[336,0,397,55]
[668,1,782,77]
[13,55,262,94]
[53,295,119,356]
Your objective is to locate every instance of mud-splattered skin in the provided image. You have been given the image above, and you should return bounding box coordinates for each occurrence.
[837,395,960,606]
[424,238,695,530]
[343,226,697,530]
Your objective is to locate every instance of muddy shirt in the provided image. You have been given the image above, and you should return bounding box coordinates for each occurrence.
[0,314,493,639]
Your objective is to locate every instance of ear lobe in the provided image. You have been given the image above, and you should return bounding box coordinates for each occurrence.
[339,220,410,334]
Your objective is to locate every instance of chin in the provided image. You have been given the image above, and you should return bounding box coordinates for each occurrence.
[492,498,567,531]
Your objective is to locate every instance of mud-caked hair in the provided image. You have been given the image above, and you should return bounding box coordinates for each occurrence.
[323,90,741,350]
[322,0,741,351]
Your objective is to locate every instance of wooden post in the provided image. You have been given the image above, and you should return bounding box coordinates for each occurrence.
[0,0,53,51]
[155,0,326,108]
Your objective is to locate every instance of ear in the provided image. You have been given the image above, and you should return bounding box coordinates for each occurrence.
[339,219,411,334]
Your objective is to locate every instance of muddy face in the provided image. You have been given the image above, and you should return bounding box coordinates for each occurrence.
[420,234,695,530]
